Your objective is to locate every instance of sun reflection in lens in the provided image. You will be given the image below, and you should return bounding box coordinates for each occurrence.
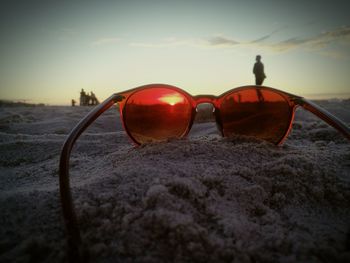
[158,93,185,105]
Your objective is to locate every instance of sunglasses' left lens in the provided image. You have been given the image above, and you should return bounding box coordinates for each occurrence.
[123,86,192,144]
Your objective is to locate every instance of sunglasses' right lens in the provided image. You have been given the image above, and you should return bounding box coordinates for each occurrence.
[220,88,293,144]
[123,86,192,144]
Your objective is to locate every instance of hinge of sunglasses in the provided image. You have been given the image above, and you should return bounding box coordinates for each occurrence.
[289,96,305,106]
[112,94,125,103]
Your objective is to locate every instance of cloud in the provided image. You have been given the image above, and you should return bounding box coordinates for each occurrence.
[270,26,350,51]
[129,26,350,58]
[205,32,273,47]
[205,26,350,52]
[249,27,286,44]
[207,26,350,56]
[308,26,350,47]
[250,34,272,44]
[130,37,208,48]
[91,37,120,47]
[270,37,308,51]
[131,39,186,48]
[207,36,239,46]
[131,36,240,49]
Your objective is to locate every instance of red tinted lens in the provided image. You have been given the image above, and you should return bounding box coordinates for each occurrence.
[220,88,292,144]
[123,87,192,144]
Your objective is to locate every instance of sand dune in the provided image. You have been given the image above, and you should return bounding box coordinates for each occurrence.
[0,100,349,262]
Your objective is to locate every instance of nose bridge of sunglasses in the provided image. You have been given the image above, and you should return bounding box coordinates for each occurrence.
[193,95,219,106]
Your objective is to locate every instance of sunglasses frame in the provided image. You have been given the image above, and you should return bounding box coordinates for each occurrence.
[118,84,299,145]
[59,84,350,262]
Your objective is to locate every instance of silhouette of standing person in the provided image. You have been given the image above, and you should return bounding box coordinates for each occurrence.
[253,55,266,85]
[80,89,86,106]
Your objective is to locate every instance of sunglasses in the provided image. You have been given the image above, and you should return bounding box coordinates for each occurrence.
[59,84,350,261]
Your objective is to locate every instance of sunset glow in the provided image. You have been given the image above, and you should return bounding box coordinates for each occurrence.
[158,93,185,106]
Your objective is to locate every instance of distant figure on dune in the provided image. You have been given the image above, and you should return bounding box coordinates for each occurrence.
[80,89,86,106]
[89,91,99,105]
[253,55,266,85]
[79,89,99,106]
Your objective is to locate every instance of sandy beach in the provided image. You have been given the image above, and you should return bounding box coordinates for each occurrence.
[0,100,349,262]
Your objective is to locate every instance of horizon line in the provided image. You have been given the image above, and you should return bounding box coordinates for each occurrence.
[2,91,350,106]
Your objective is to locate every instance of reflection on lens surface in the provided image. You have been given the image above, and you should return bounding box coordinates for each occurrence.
[220,88,292,144]
[124,86,192,144]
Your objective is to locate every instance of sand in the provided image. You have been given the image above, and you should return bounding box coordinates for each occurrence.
[0,100,349,262]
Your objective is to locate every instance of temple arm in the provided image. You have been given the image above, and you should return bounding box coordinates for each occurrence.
[59,94,124,262]
[297,98,350,140]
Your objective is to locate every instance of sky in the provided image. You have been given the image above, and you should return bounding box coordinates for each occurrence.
[0,0,350,105]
